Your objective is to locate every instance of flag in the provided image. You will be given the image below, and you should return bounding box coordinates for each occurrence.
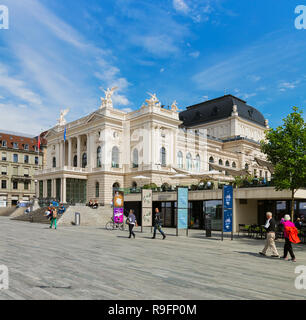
[64,127,67,141]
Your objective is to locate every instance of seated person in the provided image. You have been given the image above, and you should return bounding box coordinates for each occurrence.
[92,200,99,209]
[58,204,66,215]
[88,200,93,208]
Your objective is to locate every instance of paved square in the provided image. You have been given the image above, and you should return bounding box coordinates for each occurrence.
[0,217,306,300]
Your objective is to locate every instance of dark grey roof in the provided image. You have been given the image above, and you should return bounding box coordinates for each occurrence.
[179,95,266,127]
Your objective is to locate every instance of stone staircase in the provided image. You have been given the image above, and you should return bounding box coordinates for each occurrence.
[11,207,65,224]
[0,207,17,217]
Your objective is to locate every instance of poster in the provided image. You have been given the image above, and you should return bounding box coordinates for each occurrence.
[177,187,188,209]
[142,207,152,227]
[223,185,233,233]
[113,190,124,224]
[142,189,152,208]
[142,189,152,227]
[177,187,188,230]
[178,208,188,229]
[114,207,124,224]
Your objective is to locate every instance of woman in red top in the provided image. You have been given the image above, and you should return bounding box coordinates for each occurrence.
[280,215,299,262]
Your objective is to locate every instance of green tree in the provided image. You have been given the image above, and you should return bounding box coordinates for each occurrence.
[261,107,306,220]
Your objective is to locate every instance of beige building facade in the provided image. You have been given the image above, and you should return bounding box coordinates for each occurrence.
[35,93,272,206]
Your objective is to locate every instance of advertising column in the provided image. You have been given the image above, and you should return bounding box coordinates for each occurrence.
[222,185,233,241]
[113,190,124,224]
[177,187,189,236]
[141,189,153,233]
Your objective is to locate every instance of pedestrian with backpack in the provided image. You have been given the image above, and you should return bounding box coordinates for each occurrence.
[50,207,58,230]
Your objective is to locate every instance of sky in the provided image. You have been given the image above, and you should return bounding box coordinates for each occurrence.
[0,0,305,135]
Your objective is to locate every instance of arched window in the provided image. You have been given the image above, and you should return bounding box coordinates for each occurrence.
[82,153,87,168]
[209,156,214,163]
[73,155,77,167]
[97,146,102,168]
[232,162,236,168]
[186,153,192,170]
[160,147,166,166]
[52,157,56,168]
[132,149,138,168]
[219,159,223,166]
[95,182,99,198]
[177,151,183,169]
[225,160,230,167]
[195,154,200,172]
[113,182,120,190]
[112,146,119,168]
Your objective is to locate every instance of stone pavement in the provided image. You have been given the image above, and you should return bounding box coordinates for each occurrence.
[0,217,306,300]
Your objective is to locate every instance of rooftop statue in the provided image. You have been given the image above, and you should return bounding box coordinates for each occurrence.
[100,86,118,109]
[142,93,161,108]
[57,108,70,126]
[170,100,178,112]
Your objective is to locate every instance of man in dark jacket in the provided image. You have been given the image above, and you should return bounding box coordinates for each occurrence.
[259,212,279,257]
[152,208,166,240]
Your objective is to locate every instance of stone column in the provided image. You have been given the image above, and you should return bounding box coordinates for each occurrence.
[77,136,81,168]
[86,133,90,168]
[68,138,72,167]
[61,177,67,203]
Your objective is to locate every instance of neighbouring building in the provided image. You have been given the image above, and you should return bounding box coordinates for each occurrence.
[0,131,43,207]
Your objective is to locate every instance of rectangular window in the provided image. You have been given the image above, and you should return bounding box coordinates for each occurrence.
[24,168,29,177]
[1,166,7,175]
[13,181,18,190]
[1,152,6,161]
[24,144,29,151]
[13,142,18,149]
[1,140,7,147]
[1,180,7,189]
[47,180,52,198]
[24,181,29,190]
[35,156,39,165]
[13,154,18,163]
[13,167,18,176]
[24,155,29,164]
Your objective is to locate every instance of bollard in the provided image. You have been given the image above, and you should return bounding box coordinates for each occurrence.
[75,212,80,226]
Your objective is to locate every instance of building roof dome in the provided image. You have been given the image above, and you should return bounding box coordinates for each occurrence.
[179,95,266,127]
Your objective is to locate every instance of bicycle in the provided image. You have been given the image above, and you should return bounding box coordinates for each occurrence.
[105,217,125,231]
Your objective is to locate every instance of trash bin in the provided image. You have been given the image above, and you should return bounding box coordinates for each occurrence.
[205,214,212,237]
[75,212,80,226]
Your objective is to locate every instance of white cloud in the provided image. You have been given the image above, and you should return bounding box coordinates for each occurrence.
[173,0,190,14]
[0,64,42,106]
[189,51,200,58]
[279,81,300,91]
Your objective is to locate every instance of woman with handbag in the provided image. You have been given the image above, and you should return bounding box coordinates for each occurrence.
[127,209,136,239]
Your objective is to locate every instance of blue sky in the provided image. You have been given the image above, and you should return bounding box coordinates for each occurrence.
[0,0,305,135]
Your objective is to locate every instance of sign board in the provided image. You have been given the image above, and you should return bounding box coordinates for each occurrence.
[222,185,233,240]
[141,189,152,228]
[113,190,124,224]
[177,187,188,233]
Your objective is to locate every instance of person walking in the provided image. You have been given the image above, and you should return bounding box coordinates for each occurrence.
[127,209,136,239]
[259,212,279,258]
[280,215,300,262]
[50,207,58,230]
[152,208,166,240]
